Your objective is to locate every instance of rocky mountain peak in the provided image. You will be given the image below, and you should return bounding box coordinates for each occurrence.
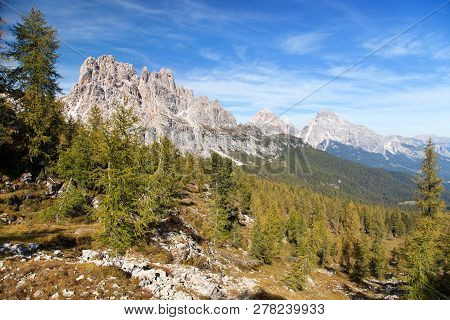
[64,55,291,158]
[316,108,339,118]
[248,108,299,136]
[64,55,236,128]
[301,110,387,153]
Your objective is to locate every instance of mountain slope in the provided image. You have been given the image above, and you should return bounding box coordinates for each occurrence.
[299,110,450,182]
[242,137,418,205]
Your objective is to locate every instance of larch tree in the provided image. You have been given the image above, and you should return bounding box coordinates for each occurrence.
[417,139,445,218]
[7,8,64,171]
[399,139,447,299]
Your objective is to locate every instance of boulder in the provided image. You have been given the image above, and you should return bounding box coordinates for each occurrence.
[81,250,100,261]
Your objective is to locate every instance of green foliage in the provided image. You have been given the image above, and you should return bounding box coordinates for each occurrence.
[398,140,448,299]
[39,185,91,222]
[352,234,371,282]
[244,145,421,205]
[89,104,183,250]
[96,103,146,248]
[283,254,315,291]
[247,174,418,288]
[250,212,282,264]
[417,139,445,218]
[209,152,239,243]
[370,236,387,279]
[399,217,443,299]
[7,9,64,170]
[236,173,252,216]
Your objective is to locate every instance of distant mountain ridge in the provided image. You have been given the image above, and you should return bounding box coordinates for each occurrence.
[296,110,450,182]
[248,108,300,137]
[245,107,449,182]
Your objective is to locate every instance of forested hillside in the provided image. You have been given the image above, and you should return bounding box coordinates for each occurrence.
[243,140,420,205]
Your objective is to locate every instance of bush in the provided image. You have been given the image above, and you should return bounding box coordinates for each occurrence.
[283,255,315,291]
[39,186,91,222]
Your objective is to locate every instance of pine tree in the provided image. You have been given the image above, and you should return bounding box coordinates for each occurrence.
[417,139,445,218]
[400,217,442,299]
[0,17,25,174]
[7,8,64,170]
[398,140,447,299]
[250,211,282,264]
[97,103,143,250]
[210,153,238,242]
[352,234,370,282]
[57,106,107,190]
[210,152,221,190]
[370,236,387,279]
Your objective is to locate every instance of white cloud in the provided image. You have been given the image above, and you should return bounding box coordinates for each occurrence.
[281,31,330,55]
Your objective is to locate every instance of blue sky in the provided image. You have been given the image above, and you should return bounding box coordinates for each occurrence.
[2,0,450,137]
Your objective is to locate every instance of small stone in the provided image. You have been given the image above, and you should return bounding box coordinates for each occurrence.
[51,292,59,300]
[81,250,99,261]
[33,290,43,298]
[53,250,63,257]
[112,283,120,289]
[16,279,26,289]
[76,275,85,281]
[62,289,75,298]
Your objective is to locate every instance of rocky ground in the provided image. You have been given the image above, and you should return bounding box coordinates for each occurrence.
[0,175,404,300]
[0,238,404,300]
[0,242,258,300]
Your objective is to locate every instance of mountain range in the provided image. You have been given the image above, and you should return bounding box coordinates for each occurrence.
[63,55,450,203]
[266,109,450,183]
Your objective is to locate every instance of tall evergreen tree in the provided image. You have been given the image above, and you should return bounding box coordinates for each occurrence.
[352,234,370,282]
[7,8,63,170]
[0,17,25,174]
[398,139,447,299]
[417,139,445,217]
[370,235,387,279]
[97,103,143,250]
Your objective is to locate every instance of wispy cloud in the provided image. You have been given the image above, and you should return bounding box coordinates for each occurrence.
[107,0,165,15]
[176,55,450,136]
[281,31,331,55]
[362,32,450,60]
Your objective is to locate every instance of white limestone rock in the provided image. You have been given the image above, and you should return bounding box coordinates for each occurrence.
[63,55,302,160]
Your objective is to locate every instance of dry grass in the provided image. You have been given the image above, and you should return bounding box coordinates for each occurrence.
[0,223,101,252]
[127,243,173,264]
[0,258,152,300]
